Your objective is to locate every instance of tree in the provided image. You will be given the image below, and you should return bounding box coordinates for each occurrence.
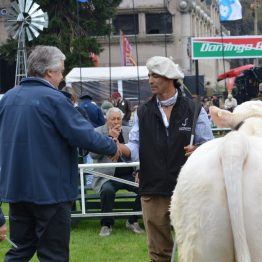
[0,0,121,74]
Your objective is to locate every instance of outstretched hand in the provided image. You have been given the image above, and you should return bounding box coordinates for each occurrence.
[109,142,122,162]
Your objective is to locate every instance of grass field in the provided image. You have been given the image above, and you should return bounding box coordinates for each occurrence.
[0,204,178,262]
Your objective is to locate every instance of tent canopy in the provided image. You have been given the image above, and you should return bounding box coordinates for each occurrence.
[65,66,149,83]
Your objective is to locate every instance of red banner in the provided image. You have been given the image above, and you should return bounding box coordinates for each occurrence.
[120,31,136,66]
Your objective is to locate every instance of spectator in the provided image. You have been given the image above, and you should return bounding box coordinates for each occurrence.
[125,56,213,261]
[211,95,220,107]
[111,91,131,126]
[202,96,211,113]
[251,82,262,101]
[79,94,105,127]
[78,94,106,186]
[224,93,237,112]
[91,107,144,237]
[60,87,90,163]
[0,207,6,242]
[101,100,114,119]
[0,45,118,261]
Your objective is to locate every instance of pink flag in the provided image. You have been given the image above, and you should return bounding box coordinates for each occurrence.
[120,30,136,66]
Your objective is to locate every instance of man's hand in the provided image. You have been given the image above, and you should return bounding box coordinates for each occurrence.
[109,143,122,162]
[0,224,7,241]
[184,144,198,157]
[108,124,121,139]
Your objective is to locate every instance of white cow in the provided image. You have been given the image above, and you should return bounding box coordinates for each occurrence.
[170,101,262,262]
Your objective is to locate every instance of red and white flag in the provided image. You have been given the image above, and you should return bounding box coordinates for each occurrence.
[120,30,136,66]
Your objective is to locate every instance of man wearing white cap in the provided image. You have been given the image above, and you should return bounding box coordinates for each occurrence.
[124,56,213,261]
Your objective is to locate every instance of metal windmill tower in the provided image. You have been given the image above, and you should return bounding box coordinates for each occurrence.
[5,0,48,85]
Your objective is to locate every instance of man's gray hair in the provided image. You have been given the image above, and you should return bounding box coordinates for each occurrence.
[106,107,124,120]
[27,45,66,77]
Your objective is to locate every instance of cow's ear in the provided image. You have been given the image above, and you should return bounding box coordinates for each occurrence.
[210,106,233,128]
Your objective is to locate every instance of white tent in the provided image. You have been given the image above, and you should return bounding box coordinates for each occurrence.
[65,66,149,83]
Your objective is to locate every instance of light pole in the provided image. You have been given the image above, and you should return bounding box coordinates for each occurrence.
[251,0,259,66]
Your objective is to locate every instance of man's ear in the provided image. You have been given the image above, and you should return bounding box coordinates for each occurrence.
[45,69,53,78]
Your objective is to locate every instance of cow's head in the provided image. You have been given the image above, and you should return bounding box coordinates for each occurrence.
[210,100,262,129]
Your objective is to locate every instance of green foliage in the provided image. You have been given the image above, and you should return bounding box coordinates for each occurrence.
[0,0,122,73]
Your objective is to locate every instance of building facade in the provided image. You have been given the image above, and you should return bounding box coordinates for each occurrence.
[96,0,230,87]
[0,0,229,89]
[0,0,9,45]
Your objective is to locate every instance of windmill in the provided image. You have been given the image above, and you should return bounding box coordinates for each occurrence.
[5,0,48,85]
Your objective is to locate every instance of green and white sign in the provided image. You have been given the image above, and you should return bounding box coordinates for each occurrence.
[191,36,262,59]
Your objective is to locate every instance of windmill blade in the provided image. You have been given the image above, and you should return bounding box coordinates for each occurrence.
[29,20,48,30]
[43,12,48,28]
[30,21,44,31]
[6,24,20,36]
[26,27,34,41]
[30,9,44,18]
[6,22,20,33]
[28,2,40,15]
[11,1,21,15]
[31,16,45,23]
[28,24,40,38]
[17,13,25,22]
[5,20,18,29]
[12,27,23,40]
[31,15,47,25]
[18,0,25,13]
[5,17,19,24]
[24,0,33,13]
[6,8,19,19]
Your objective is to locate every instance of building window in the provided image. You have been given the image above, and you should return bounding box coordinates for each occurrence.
[146,13,172,34]
[113,14,138,35]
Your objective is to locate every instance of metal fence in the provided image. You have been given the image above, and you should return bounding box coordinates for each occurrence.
[72,161,142,219]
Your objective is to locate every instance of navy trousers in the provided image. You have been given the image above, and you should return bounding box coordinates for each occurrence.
[5,202,72,262]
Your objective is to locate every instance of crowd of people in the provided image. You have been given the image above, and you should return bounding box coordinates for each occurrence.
[2,44,256,261]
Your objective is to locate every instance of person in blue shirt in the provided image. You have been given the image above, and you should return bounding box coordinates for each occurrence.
[0,45,119,262]
[79,94,105,127]
[124,56,214,261]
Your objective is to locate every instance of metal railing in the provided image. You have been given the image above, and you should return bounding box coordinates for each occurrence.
[72,161,142,218]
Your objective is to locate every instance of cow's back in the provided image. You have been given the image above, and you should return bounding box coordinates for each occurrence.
[171,138,235,262]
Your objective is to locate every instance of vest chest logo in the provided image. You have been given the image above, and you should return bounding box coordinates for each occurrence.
[179,118,191,132]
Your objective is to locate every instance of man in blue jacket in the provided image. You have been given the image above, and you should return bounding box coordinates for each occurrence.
[0,207,6,241]
[0,45,118,262]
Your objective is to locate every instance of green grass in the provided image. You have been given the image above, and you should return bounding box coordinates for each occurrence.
[0,203,178,262]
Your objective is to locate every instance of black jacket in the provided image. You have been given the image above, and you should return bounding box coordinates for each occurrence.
[138,93,201,196]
